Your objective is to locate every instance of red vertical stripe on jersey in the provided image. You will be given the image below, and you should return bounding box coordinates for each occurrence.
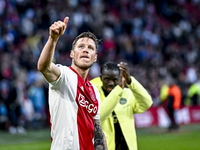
[75,73,98,150]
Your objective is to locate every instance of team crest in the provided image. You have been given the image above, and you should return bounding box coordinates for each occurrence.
[90,92,96,101]
[119,98,127,105]
[89,87,96,101]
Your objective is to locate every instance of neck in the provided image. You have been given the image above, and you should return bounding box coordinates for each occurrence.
[71,64,89,81]
[101,87,110,97]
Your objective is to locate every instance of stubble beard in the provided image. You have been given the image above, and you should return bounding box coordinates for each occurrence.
[73,59,93,70]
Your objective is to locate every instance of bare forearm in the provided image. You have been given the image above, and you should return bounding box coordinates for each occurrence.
[37,17,68,82]
[94,119,108,150]
[37,36,58,72]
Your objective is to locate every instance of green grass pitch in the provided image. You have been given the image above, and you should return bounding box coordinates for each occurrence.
[137,124,200,150]
[0,124,199,150]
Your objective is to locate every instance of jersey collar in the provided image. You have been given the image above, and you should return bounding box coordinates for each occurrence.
[69,66,92,87]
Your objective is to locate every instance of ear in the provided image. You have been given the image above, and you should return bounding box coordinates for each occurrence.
[100,74,102,81]
[94,54,98,62]
[70,50,74,59]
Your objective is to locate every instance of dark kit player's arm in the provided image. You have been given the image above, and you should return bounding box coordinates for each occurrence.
[94,119,108,150]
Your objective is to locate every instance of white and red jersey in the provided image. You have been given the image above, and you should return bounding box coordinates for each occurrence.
[48,65,101,150]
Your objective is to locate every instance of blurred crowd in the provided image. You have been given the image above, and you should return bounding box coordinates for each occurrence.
[0,0,200,133]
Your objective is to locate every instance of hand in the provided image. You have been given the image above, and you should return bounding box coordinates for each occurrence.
[119,74,125,89]
[49,17,69,41]
[118,62,131,84]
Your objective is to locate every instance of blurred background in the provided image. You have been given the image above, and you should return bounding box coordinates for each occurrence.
[0,0,200,150]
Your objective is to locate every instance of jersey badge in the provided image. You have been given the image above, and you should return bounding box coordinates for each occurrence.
[119,98,127,105]
[89,87,96,101]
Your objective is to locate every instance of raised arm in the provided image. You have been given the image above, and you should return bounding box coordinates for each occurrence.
[37,17,69,83]
[94,119,108,150]
[118,62,153,113]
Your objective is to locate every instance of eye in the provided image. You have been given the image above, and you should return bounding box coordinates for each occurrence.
[88,46,94,50]
[104,78,109,82]
[114,79,118,82]
[79,45,84,48]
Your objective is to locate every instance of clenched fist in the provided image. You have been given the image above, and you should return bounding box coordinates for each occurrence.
[49,17,69,41]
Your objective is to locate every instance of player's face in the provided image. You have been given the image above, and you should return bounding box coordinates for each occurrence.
[70,37,97,70]
[101,69,120,93]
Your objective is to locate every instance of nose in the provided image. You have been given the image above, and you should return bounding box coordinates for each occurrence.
[83,47,89,53]
[107,80,115,87]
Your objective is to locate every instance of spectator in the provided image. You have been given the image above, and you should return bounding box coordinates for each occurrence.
[5,79,26,134]
[161,77,182,131]
[28,77,46,128]
[186,81,200,106]
[0,0,200,131]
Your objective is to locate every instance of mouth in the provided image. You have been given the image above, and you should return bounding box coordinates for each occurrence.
[81,56,89,59]
[107,87,113,91]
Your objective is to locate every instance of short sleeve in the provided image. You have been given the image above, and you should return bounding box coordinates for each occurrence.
[93,85,101,120]
[49,64,64,89]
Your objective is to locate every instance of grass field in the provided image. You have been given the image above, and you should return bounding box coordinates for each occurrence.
[0,128,51,150]
[137,124,200,150]
[0,124,199,150]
